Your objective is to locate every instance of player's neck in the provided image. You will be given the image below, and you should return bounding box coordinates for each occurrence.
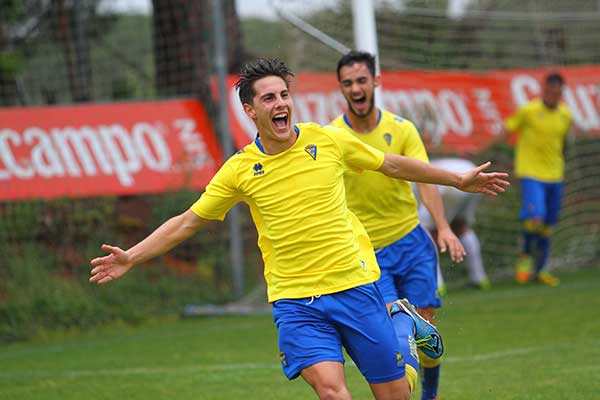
[346,107,380,133]
[256,128,299,155]
[542,99,559,110]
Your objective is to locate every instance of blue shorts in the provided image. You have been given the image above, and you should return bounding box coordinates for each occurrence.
[272,283,405,383]
[520,178,563,225]
[375,225,441,308]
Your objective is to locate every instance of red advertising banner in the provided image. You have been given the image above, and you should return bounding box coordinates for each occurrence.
[0,100,222,200]
[227,65,600,152]
[3,65,599,201]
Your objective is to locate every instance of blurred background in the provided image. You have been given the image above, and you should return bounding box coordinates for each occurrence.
[1,0,599,342]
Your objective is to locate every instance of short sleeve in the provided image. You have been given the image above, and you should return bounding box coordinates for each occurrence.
[190,161,242,221]
[400,121,429,163]
[327,126,385,171]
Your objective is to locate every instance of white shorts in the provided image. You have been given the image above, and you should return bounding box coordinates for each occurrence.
[416,158,481,230]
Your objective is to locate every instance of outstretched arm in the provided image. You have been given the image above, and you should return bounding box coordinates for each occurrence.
[89,209,208,284]
[378,154,509,196]
[417,183,465,263]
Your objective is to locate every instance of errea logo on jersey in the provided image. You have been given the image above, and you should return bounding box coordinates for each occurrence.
[253,163,264,176]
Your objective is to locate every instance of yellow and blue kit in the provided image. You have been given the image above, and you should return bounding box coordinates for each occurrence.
[505,99,572,223]
[190,122,408,383]
[331,110,441,309]
[506,98,573,278]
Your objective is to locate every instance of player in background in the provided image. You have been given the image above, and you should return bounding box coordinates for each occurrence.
[416,158,490,290]
[90,58,508,400]
[495,72,589,286]
[331,50,464,400]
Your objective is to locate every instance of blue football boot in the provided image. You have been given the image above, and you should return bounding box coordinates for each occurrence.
[390,298,444,359]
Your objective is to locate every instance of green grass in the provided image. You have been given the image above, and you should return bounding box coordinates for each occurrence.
[2,267,600,399]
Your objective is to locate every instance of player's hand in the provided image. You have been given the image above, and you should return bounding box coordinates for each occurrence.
[89,244,133,284]
[436,227,465,263]
[457,162,510,196]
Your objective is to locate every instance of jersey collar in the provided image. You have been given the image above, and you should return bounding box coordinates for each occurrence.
[254,125,300,154]
[343,108,382,131]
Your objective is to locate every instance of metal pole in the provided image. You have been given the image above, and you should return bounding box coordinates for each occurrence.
[273,4,351,54]
[212,0,244,299]
[352,0,382,107]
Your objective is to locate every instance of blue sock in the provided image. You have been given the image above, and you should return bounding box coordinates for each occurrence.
[522,231,538,255]
[422,364,441,400]
[391,311,419,373]
[534,236,550,274]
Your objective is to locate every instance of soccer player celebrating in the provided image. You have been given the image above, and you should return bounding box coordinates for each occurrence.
[500,73,577,286]
[331,50,465,400]
[90,58,508,400]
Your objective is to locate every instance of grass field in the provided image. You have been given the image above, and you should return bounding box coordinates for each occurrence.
[2,267,599,400]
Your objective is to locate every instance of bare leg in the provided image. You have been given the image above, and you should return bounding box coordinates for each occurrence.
[302,360,411,400]
[301,361,352,400]
[369,378,411,400]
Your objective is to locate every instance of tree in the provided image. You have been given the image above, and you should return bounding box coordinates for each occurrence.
[0,0,99,105]
[0,0,27,105]
[50,0,94,102]
[151,0,244,107]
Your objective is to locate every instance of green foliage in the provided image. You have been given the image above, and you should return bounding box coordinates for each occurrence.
[241,18,290,61]
[89,14,155,101]
[0,0,26,21]
[0,243,97,342]
[0,50,23,77]
[0,239,223,343]
[0,193,247,343]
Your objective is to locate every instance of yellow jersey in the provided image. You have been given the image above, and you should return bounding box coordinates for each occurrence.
[504,99,573,182]
[190,123,384,302]
[330,110,429,249]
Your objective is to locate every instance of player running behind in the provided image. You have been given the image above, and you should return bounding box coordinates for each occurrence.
[331,50,464,400]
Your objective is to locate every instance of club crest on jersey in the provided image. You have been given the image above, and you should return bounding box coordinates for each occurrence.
[305,144,317,160]
[383,133,392,146]
[253,162,265,176]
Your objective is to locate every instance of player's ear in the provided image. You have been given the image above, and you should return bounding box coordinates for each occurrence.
[243,102,256,120]
[374,74,381,88]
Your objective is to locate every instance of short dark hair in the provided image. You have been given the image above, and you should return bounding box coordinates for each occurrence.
[235,58,294,105]
[336,51,376,81]
[545,72,565,86]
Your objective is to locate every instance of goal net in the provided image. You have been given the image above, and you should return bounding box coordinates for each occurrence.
[269,0,600,282]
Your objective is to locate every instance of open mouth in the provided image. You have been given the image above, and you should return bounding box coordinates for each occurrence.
[352,95,367,106]
[272,113,288,130]
[350,95,369,112]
